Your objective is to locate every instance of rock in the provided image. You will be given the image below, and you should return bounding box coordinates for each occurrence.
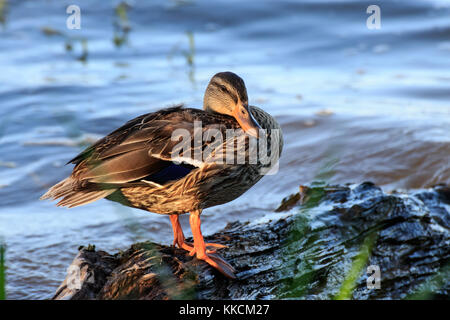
[53,182,449,300]
[53,245,118,300]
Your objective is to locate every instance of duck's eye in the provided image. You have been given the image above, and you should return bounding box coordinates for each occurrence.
[241,108,247,115]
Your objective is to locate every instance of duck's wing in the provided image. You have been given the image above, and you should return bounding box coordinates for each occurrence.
[41,106,240,207]
[71,107,239,183]
[67,106,183,167]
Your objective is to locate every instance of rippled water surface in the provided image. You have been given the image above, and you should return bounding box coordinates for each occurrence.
[0,0,449,299]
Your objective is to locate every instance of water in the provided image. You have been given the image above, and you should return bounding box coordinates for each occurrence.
[0,0,449,299]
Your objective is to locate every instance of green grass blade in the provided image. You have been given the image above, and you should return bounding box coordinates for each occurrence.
[334,232,378,300]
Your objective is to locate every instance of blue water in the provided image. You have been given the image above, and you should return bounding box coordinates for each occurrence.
[0,0,449,299]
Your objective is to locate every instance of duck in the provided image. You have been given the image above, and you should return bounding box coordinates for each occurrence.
[41,71,283,278]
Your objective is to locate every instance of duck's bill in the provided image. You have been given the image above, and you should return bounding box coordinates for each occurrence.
[233,105,262,138]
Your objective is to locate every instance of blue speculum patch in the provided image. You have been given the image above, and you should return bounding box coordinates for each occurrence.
[147,163,196,184]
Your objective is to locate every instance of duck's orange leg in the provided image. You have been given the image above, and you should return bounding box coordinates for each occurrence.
[169,214,227,253]
[170,214,194,251]
[188,210,236,279]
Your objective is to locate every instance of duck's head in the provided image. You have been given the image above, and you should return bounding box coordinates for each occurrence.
[203,71,261,138]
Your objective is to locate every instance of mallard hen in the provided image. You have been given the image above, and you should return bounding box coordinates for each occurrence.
[41,72,283,278]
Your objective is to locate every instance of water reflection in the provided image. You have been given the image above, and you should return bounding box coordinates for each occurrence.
[113,1,131,48]
[0,0,7,28]
[168,31,197,85]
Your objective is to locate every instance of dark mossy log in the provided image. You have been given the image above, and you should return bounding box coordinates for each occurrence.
[53,182,450,300]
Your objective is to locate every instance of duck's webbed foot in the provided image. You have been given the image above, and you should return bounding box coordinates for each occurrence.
[190,247,236,279]
[189,210,236,279]
[188,241,227,254]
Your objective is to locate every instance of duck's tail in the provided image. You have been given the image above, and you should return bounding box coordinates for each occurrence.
[40,177,115,208]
